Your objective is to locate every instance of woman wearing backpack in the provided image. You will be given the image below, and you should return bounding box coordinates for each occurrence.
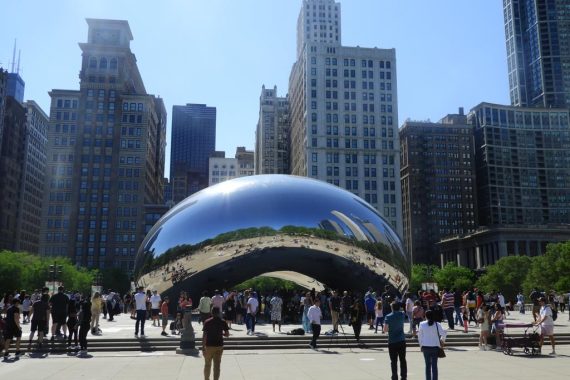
[534,297,556,355]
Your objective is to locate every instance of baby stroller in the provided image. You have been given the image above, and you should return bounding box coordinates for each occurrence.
[501,323,541,356]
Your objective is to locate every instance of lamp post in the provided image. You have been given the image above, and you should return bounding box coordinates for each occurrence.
[48,262,63,294]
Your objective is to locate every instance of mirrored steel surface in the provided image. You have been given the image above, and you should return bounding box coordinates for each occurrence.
[135,175,410,302]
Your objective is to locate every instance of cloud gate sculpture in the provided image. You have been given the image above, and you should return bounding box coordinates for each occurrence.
[135,175,410,303]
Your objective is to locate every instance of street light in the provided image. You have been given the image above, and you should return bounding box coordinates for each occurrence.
[48,262,63,294]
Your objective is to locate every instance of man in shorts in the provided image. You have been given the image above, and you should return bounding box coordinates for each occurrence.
[49,286,69,340]
[150,290,162,327]
[534,297,556,355]
[2,298,22,359]
[28,294,50,349]
[160,297,170,336]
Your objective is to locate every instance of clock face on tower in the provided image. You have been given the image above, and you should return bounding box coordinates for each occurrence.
[94,29,120,45]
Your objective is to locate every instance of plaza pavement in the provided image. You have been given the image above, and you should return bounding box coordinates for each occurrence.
[1,308,569,379]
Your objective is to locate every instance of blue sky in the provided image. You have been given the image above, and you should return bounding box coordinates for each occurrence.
[0,1,509,176]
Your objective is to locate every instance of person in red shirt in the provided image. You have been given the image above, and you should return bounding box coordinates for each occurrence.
[160,297,169,336]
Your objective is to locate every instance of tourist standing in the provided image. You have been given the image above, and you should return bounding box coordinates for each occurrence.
[349,298,364,341]
[245,291,259,335]
[134,286,147,337]
[49,286,69,340]
[90,292,102,334]
[202,306,230,380]
[224,292,236,328]
[477,305,490,350]
[160,297,170,336]
[516,291,525,314]
[418,310,446,380]
[77,297,92,356]
[384,301,407,380]
[329,290,341,334]
[198,291,212,323]
[28,293,50,349]
[270,292,283,333]
[211,290,225,318]
[534,297,556,355]
[150,290,162,327]
[307,299,322,349]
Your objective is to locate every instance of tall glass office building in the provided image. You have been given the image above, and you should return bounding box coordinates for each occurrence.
[504,0,570,108]
[170,103,216,203]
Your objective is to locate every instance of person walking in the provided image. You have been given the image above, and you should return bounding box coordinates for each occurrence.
[418,310,447,380]
[441,289,455,330]
[534,297,556,355]
[134,286,147,338]
[28,293,50,350]
[245,291,259,335]
[77,297,92,356]
[2,298,22,359]
[202,306,230,380]
[477,305,490,350]
[349,298,364,341]
[211,290,225,319]
[384,301,407,380]
[307,299,322,349]
[49,286,69,340]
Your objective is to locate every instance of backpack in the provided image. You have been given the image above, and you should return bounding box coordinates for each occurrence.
[288,328,305,335]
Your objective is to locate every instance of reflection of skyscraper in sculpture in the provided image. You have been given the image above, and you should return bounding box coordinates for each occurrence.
[319,219,346,236]
[330,210,367,241]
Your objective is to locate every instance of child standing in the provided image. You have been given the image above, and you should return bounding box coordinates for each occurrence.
[462,306,469,333]
[67,310,79,349]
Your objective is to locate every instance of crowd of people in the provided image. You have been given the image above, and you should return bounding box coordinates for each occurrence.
[1,285,568,378]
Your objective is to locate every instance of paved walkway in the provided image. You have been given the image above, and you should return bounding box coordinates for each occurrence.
[0,345,569,379]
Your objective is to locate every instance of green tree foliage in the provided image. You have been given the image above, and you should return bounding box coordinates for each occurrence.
[100,267,132,295]
[523,241,570,294]
[409,264,438,293]
[233,276,298,293]
[433,262,475,291]
[0,251,96,294]
[475,255,531,302]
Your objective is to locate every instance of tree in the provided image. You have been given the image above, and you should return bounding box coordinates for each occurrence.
[433,262,475,291]
[476,255,531,302]
[524,241,570,294]
[234,276,298,293]
[101,267,132,295]
[409,264,438,293]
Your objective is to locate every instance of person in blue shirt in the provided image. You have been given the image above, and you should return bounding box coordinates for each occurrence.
[364,292,377,329]
[384,301,407,380]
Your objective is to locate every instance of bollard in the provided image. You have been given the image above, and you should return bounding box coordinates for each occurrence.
[176,305,199,355]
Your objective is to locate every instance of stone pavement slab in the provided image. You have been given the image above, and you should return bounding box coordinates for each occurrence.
[1,345,569,380]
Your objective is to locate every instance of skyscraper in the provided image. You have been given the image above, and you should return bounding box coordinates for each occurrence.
[41,19,166,272]
[255,85,290,174]
[504,0,570,108]
[289,0,402,234]
[400,109,477,264]
[170,103,216,203]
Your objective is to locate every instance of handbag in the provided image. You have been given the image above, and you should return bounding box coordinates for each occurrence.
[436,323,446,358]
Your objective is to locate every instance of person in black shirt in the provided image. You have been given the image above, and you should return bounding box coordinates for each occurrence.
[28,294,50,349]
[2,298,22,359]
[78,298,92,356]
[49,286,69,340]
[202,306,229,380]
[329,290,341,334]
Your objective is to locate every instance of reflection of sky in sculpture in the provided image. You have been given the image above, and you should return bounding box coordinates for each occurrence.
[136,175,410,295]
[143,175,399,255]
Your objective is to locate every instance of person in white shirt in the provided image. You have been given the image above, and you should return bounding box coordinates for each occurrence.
[211,290,225,318]
[405,295,414,333]
[134,287,148,337]
[534,297,555,355]
[245,291,259,335]
[149,290,162,327]
[418,310,447,380]
[307,299,322,349]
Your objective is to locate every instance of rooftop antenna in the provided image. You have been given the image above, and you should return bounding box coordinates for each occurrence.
[11,39,17,73]
[17,49,21,74]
